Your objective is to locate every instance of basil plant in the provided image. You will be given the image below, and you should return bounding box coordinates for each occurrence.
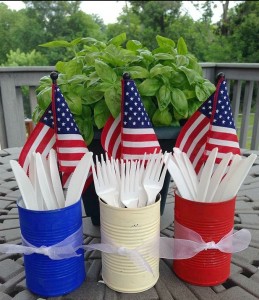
[34,33,216,146]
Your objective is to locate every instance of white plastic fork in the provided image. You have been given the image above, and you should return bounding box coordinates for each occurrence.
[137,153,148,208]
[120,160,139,208]
[104,153,123,207]
[143,152,169,206]
[92,157,118,207]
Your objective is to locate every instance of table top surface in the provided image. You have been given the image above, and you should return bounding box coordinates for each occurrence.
[1,147,259,300]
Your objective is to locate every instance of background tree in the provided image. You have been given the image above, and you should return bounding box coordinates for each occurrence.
[227,1,259,62]
[0,0,257,65]
[23,1,106,64]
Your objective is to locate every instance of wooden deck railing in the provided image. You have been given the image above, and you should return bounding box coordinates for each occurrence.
[0,64,259,150]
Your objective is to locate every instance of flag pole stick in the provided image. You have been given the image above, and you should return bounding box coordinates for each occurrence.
[50,71,59,168]
[216,72,225,84]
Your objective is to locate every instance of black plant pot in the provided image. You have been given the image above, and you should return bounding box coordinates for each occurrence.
[82,126,181,226]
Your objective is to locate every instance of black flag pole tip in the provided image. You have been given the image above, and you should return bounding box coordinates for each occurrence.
[50,71,59,83]
[216,72,225,84]
[123,72,131,80]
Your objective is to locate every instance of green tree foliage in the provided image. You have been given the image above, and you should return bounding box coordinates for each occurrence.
[227,1,259,62]
[0,1,106,65]
[0,0,257,66]
[109,1,182,49]
[2,49,48,66]
[23,1,106,64]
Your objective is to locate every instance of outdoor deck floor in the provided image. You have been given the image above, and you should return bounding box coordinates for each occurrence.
[1,147,259,299]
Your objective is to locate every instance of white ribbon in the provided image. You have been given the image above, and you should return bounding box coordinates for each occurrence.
[0,222,251,268]
[0,226,83,260]
[82,231,160,275]
[159,221,252,259]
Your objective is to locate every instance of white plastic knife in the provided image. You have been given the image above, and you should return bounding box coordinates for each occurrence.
[10,160,38,210]
[65,151,93,207]
[49,149,65,208]
[35,153,59,210]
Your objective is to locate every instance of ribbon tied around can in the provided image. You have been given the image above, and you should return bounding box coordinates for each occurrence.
[159,221,252,260]
[0,222,252,273]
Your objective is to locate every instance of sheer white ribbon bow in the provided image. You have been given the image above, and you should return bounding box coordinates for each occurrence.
[0,226,83,260]
[82,231,160,275]
[159,221,252,259]
[0,222,251,272]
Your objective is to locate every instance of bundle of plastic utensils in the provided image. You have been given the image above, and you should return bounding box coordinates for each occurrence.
[92,151,170,208]
[165,147,257,202]
[10,150,93,210]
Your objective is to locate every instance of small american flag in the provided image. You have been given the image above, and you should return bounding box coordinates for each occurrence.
[175,76,240,174]
[18,103,55,173]
[19,83,89,188]
[101,78,161,160]
[53,85,88,173]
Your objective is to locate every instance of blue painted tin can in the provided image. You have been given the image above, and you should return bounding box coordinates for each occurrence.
[17,199,86,297]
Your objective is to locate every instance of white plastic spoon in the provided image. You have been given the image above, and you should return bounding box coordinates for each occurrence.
[197,147,218,202]
[206,152,233,202]
[65,151,93,207]
[49,149,65,208]
[10,160,38,210]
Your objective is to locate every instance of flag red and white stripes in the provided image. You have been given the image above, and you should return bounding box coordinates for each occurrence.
[101,78,161,160]
[175,77,240,174]
[18,84,90,188]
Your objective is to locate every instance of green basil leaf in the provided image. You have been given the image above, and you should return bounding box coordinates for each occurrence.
[138,78,161,96]
[127,66,149,79]
[104,87,121,118]
[59,59,83,78]
[150,65,172,77]
[37,87,51,110]
[170,70,189,89]
[81,37,99,44]
[68,75,88,84]
[81,88,103,105]
[157,85,171,110]
[95,60,117,83]
[154,53,175,61]
[183,89,196,99]
[195,85,207,102]
[75,117,94,146]
[65,93,82,115]
[177,37,188,55]
[70,37,84,46]
[126,40,143,51]
[32,105,44,123]
[202,80,216,98]
[108,33,127,46]
[156,35,175,48]
[171,88,188,118]
[188,100,201,117]
[187,55,203,75]
[138,49,154,65]
[39,40,72,48]
[94,82,115,92]
[141,97,157,118]
[176,55,189,67]
[152,108,172,126]
[179,66,203,86]
[94,100,111,129]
